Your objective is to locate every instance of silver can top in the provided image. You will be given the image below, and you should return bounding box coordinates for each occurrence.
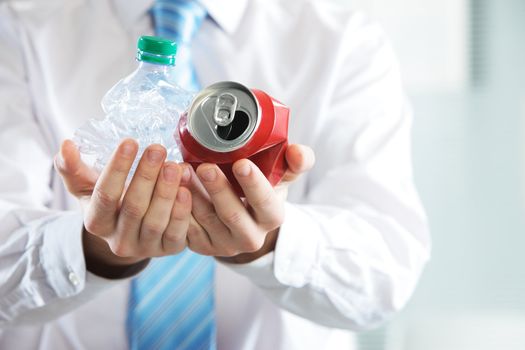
[186,81,260,153]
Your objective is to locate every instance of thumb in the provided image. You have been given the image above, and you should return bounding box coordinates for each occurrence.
[54,139,99,197]
[281,144,315,183]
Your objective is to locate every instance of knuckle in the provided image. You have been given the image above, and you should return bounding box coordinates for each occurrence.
[163,232,183,245]
[240,237,264,253]
[163,225,186,244]
[251,192,274,210]
[264,212,285,230]
[199,212,220,227]
[186,225,200,239]
[171,206,189,221]
[83,212,112,236]
[136,170,157,183]
[120,202,146,220]
[186,224,202,240]
[155,187,174,201]
[93,187,118,210]
[83,219,100,235]
[205,184,224,197]
[84,218,104,236]
[141,221,165,237]
[185,230,213,256]
[111,160,131,175]
[222,211,243,227]
[110,241,133,257]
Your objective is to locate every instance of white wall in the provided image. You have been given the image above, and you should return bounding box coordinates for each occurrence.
[330,0,469,93]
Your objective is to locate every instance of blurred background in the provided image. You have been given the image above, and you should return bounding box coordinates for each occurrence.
[329,0,525,349]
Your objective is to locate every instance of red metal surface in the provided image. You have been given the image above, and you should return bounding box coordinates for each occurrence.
[177,88,289,197]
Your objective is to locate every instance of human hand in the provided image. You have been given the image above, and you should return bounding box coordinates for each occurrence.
[182,144,315,264]
[55,139,192,275]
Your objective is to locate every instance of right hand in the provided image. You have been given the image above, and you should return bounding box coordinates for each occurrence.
[55,139,192,268]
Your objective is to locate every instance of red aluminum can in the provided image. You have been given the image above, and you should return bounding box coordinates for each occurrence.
[177,81,289,196]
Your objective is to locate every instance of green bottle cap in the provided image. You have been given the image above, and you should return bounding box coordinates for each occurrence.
[136,36,177,65]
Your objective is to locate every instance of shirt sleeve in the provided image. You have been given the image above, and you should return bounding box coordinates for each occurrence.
[0,4,122,327]
[225,12,430,330]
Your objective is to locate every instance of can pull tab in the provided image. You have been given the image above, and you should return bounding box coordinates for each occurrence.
[213,93,237,126]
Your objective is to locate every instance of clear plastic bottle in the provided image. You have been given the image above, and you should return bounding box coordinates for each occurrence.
[74,36,193,176]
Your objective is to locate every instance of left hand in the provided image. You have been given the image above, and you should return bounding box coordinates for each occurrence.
[182,144,315,264]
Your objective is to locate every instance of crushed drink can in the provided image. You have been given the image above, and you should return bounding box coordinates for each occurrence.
[177,81,290,196]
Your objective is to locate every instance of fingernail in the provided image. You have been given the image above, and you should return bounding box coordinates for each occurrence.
[181,166,191,183]
[177,189,189,203]
[147,149,163,163]
[200,167,217,182]
[121,142,135,156]
[163,165,179,183]
[235,162,251,177]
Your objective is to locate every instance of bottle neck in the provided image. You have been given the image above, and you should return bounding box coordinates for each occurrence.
[137,60,174,74]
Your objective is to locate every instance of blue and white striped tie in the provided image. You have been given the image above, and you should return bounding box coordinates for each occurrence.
[153,0,207,92]
[127,2,216,350]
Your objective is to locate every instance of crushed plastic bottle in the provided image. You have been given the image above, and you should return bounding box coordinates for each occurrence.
[73,36,194,176]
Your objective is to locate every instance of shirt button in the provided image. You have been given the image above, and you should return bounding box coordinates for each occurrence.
[68,271,79,286]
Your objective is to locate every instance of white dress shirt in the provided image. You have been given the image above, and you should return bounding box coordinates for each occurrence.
[0,0,430,349]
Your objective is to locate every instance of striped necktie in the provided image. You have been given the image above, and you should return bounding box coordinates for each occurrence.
[126,2,216,350]
[153,0,207,91]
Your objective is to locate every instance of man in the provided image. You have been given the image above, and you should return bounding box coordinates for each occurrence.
[0,0,430,349]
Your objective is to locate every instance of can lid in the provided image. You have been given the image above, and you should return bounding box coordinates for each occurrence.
[187,82,260,153]
[136,36,177,65]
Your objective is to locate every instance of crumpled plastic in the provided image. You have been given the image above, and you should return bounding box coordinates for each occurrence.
[73,68,194,177]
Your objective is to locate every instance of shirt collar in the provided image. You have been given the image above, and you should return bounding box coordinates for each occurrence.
[113,0,248,35]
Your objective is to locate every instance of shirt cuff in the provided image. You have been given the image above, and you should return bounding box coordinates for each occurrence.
[219,202,321,289]
[10,212,137,326]
[273,202,321,287]
[218,250,280,288]
[41,211,87,298]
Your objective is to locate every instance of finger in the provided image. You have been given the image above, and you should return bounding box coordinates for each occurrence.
[162,187,192,254]
[139,162,181,255]
[196,164,263,253]
[55,139,99,197]
[84,139,138,236]
[185,217,215,255]
[117,145,166,244]
[182,164,230,244]
[281,144,315,183]
[233,159,284,231]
